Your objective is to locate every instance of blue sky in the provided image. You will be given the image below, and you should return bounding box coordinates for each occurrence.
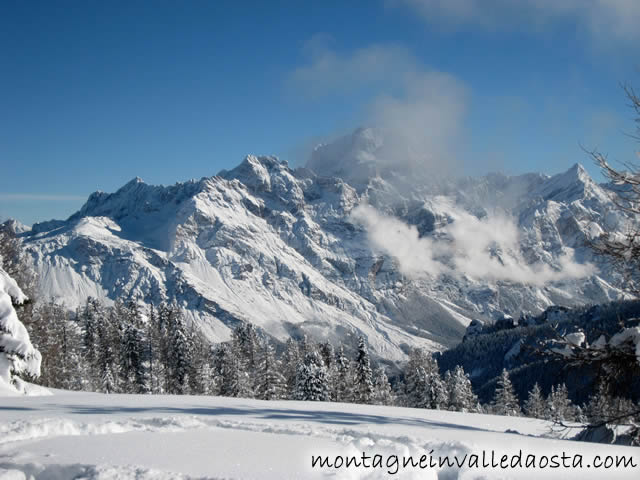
[1,0,638,225]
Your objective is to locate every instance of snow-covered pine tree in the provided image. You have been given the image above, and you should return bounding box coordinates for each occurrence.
[256,341,286,400]
[298,334,312,358]
[282,338,301,399]
[96,308,120,393]
[36,301,85,390]
[146,304,163,394]
[233,322,259,371]
[186,326,210,395]
[101,368,116,393]
[168,313,192,394]
[545,383,576,422]
[215,341,253,398]
[406,365,429,408]
[491,368,521,416]
[120,321,147,393]
[319,341,334,371]
[333,345,353,403]
[586,381,613,424]
[0,223,38,334]
[403,348,438,408]
[372,367,395,406]
[426,368,449,410]
[199,361,219,396]
[318,341,337,401]
[29,302,62,388]
[523,383,546,419]
[294,350,330,401]
[80,297,101,378]
[152,302,179,393]
[574,405,588,423]
[446,365,478,412]
[118,300,148,393]
[0,267,41,394]
[353,337,374,404]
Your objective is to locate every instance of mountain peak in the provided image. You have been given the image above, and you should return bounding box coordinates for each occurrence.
[121,176,145,190]
[531,162,600,203]
[569,162,589,180]
[220,154,291,193]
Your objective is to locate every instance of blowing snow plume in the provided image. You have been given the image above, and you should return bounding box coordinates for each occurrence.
[350,203,595,286]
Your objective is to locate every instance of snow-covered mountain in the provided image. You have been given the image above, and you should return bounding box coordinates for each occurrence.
[19,128,633,360]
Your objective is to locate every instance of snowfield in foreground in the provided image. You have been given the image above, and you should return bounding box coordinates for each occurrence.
[0,391,638,479]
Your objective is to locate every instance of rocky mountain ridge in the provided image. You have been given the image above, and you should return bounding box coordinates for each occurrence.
[17,128,633,360]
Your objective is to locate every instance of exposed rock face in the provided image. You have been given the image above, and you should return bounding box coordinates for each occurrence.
[20,129,633,360]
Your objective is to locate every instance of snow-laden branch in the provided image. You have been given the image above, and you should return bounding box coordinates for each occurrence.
[0,267,42,394]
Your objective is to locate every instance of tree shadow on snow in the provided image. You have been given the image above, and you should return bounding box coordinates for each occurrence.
[52,403,494,434]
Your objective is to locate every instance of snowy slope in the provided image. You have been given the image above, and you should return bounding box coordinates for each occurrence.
[0,391,638,479]
[19,128,633,358]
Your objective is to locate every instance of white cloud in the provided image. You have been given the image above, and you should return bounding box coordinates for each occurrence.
[393,0,640,43]
[288,38,468,176]
[350,203,595,286]
[288,37,419,99]
[350,204,448,279]
[369,71,467,174]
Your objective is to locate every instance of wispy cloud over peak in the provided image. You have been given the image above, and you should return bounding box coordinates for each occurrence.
[288,38,419,99]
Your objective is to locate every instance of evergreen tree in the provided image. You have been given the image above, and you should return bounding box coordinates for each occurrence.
[319,341,337,401]
[446,365,478,412]
[298,335,312,358]
[333,345,353,403]
[216,342,252,398]
[403,348,438,408]
[319,341,335,371]
[426,369,449,410]
[146,304,164,394]
[233,322,259,371]
[294,351,329,401]
[545,383,576,422]
[256,341,286,400]
[153,302,180,393]
[200,361,219,396]
[372,367,395,406]
[96,308,120,393]
[523,383,546,419]
[120,321,147,393]
[186,326,210,395]
[0,225,38,336]
[35,302,86,390]
[0,266,41,393]
[353,337,374,404]
[167,313,192,394]
[102,365,116,394]
[586,381,613,424]
[282,338,301,398]
[491,369,521,416]
[81,297,101,376]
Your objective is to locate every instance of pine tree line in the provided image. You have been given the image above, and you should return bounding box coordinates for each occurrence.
[30,298,210,395]
[24,295,631,427]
